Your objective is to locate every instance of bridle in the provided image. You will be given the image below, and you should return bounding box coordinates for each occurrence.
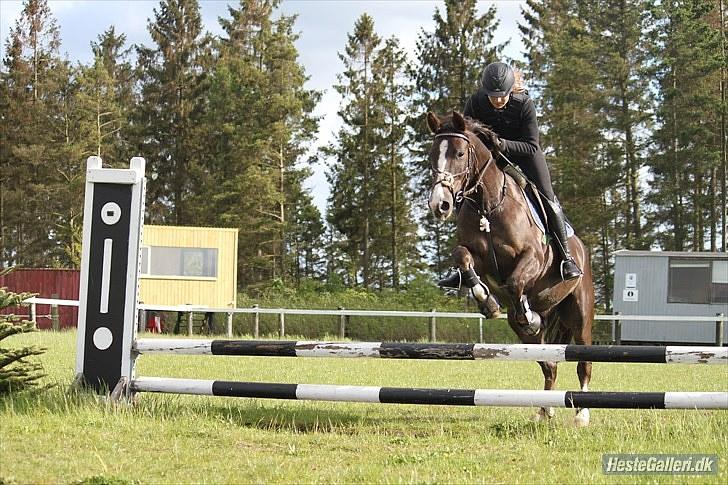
[431,131,504,215]
[430,129,509,284]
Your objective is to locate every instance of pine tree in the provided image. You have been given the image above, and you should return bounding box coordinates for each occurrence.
[720,0,727,253]
[371,37,420,289]
[647,0,724,251]
[288,189,325,282]
[0,0,72,267]
[89,27,135,166]
[326,14,381,288]
[590,0,655,250]
[0,284,46,394]
[520,0,616,305]
[199,0,321,287]
[135,0,208,224]
[409,0,505,278]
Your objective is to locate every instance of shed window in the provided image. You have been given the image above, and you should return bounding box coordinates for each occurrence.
[140,246,218,278]
[712,260,728,304]
[668,258,727,304]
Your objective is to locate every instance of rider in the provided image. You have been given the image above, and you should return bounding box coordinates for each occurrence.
[460,61,582,281]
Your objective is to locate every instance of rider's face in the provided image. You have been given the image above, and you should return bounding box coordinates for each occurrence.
[488,95,509,109]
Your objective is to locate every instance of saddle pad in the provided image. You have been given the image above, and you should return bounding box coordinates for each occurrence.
[522,186,575,238]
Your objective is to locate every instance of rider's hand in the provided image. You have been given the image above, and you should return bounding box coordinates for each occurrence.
[481,131,505,155]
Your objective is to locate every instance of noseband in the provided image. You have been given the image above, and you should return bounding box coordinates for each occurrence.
[431,132,495,211]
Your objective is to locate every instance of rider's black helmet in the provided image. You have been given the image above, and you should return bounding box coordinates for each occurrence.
[480,62,515,97]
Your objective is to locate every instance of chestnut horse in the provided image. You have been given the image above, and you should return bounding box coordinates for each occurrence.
[427,111,595,426]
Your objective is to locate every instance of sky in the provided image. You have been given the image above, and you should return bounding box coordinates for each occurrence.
[0,0,527,213]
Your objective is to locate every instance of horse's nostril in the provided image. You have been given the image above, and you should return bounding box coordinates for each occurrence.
[440,201,450,212]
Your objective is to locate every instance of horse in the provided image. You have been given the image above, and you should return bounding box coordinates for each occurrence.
[426,111,596,426]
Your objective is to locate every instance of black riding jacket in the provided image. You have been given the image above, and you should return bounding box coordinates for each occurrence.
[463,89,555,200]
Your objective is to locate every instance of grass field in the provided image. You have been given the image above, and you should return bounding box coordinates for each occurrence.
[1,330,727,484]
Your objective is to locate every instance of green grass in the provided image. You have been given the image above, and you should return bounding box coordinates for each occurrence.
[1,330,727,484]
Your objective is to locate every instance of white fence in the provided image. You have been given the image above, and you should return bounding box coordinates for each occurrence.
[19,297,726,346]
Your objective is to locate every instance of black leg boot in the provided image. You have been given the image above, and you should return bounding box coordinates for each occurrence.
[544,199,582,281]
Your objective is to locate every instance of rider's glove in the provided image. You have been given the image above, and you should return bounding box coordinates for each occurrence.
[480,131,505,155]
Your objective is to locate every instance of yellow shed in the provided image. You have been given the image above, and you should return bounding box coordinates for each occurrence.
[139,225,238,308]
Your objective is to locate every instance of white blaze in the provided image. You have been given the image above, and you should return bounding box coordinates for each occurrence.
[437,139,448,171]
[429,140,450,208]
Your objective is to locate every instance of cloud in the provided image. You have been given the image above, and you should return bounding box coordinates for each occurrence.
[0,0,526,214]
[286,1,526,213]
[0,1,23,45]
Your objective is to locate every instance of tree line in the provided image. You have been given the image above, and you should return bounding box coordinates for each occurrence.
[1,0,725,308]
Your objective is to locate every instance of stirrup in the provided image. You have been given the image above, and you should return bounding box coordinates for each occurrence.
[560,259,583,281]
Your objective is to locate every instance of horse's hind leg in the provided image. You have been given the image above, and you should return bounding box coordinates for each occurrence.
[538,319,574,421]
[558,292,594,427]
[536,361,557,421]
[573,322,593,427]
[452,245,499,318]
[509,313,567,422]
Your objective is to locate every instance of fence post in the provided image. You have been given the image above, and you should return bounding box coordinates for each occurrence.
[279,312,285,338]
[29,302,37,324]
[429,308,437,342]
[187,312,193,336]
[478,317,483,343]
[339,307,346,339]
[50,293,59,331]
[253,304,259,338]
[716,313,725,347]
[226,312,233,338]
[614,311,621,345]
[138,309,145,333]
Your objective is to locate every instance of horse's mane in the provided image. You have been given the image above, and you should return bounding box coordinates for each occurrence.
[437,114,499,145]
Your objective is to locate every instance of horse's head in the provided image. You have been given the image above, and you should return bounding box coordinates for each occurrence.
[426,111,495,220]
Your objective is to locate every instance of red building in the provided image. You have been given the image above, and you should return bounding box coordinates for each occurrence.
[0,268,80,329]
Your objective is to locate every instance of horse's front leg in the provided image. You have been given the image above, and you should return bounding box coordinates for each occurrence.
[452,245,500,318]
[505,248,543,336]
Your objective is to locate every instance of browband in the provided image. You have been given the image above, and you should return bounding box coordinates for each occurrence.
[434,132,470,142]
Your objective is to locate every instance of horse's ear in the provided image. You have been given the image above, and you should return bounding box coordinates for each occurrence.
[426,112,441,133]
[452,111,466,132]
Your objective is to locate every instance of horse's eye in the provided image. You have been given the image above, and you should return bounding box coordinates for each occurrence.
[457,151,465,158]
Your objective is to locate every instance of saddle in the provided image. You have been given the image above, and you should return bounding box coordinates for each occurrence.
[501,163,574,241]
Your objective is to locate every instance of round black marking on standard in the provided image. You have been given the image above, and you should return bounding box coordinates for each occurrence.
[101,202,122,225]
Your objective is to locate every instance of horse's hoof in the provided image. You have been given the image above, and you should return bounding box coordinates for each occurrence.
[573,408,590,427]
[531,407,555,422]
[521,319,543,336]
[478,295,500,319]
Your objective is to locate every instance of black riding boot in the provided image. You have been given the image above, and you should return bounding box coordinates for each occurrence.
[544,199,582,280]
[438,269,462,289]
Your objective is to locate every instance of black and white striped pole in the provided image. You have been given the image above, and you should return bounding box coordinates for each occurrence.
[75,156,145,396]
[131,377,728,410]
